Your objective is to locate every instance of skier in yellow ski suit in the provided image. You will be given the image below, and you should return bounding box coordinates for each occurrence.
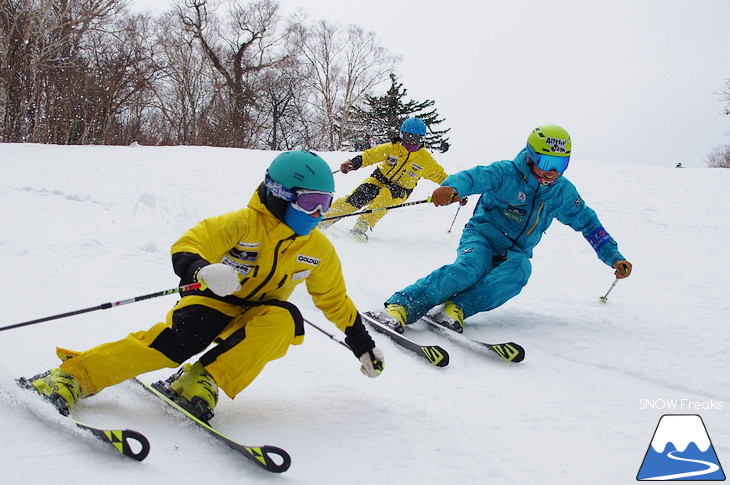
[26,151,384,420]
[320,118,448,241]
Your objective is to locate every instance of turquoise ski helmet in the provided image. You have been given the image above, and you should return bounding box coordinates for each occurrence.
[267,150,334,192]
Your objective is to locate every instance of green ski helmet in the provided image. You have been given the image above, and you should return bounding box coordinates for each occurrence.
[267,150,334,192]
[526,124,571,173]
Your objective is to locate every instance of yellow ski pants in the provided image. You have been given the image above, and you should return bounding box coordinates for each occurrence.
[59,295,304,399]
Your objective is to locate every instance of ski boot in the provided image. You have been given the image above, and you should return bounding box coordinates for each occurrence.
[23,368,82,416]
[380,304,408,334]
[428,301,465,333]
[349,217,369,243]
[166,361,219,422]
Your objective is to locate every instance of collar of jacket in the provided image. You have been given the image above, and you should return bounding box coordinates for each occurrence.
[513,149,539,188]
[246,189,305,241]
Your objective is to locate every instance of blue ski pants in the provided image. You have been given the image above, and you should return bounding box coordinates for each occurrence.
[387,230,532,324]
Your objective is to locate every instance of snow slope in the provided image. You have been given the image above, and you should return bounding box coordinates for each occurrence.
[0,143,727,484]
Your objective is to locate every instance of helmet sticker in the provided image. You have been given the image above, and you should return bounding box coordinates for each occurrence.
[545,137,568,153]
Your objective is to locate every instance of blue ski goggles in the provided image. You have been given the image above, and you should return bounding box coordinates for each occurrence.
[400,131,425,146]
[265,176,333,214]
[526,144,570,173]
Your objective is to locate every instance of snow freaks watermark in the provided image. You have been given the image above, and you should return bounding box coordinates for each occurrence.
[639,398,724,411]
[636,415,726,481]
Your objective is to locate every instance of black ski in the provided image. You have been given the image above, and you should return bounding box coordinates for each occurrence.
[15,377,150,461]
[420,315,525,363]
[133,377,291,473]
[362,311,449,367]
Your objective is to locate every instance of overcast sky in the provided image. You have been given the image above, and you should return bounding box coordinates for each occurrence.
[130,0,730,168]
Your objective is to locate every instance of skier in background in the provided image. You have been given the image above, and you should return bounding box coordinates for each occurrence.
[24,150,384,421]
[374,124,633,333]
[319,117,448,242]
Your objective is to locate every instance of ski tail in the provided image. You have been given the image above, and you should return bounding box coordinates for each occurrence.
[133,377,291,473]
[78,423,150,461]
[15,377,151,461]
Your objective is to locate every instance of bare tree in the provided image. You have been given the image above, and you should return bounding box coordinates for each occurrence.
[255,55,312,150]
[0,0,126,143]
[706,78,730,168]
[79,13,158,144]
[337,25,400,145]
[706,145,730,168]
[147,10,216,145]
[298,20,399,150]
[176,0,295,147]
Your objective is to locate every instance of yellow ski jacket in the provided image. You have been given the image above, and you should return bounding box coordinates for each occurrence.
[358,142,448,189]
[171,189,360,334]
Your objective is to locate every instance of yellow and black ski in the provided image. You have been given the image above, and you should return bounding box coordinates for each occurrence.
[362,311,449,367]
[133,377,291,473]
[421,315,525,363]
[15,377,150,461]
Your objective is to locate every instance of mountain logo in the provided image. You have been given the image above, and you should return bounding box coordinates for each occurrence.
[637,414,725,481]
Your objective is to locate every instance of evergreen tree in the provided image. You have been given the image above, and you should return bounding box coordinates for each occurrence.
[346,74,450,151]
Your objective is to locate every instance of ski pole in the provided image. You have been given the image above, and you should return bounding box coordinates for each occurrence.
[321,198,432,221]
[599,278,618,303]
[303,318,350,349]
[0,283,202,333]
[447,205,461,233]
[447,197,468,233]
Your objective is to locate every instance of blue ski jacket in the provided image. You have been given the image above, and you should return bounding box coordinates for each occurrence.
[442,149,624,267]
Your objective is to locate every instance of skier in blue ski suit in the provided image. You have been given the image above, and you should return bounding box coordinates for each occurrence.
[382,124,632,331]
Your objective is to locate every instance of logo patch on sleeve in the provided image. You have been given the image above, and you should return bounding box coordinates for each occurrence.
[586,226,612,251]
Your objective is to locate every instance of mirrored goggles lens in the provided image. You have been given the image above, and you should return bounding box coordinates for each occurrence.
[400,132,424,146]
[527,145,569,173]
[293,190,333,214]
[535,154,569,173]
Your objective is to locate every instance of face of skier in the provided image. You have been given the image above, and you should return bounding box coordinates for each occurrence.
[529,162,562,185]
[400,132,424,152]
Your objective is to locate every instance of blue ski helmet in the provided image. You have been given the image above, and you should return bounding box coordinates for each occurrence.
[400,118,427,136]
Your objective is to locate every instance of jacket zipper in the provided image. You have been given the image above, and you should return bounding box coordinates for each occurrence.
[242,235,295,300]
[526,201,545,236]
[508,186,540,248]
[385,151,411,184]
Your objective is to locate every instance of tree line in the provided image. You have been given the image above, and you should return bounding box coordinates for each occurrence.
[0,0,449,151]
